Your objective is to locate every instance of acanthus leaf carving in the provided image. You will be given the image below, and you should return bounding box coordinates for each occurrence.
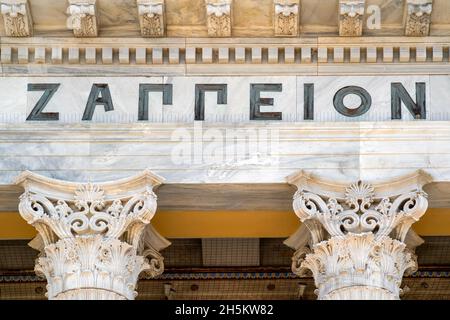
[274,0,300,37]
[287,170,431,300]
[35,235,149,300]
[405,0,433,37]
[205,0,232,37]
[66,0,98,37]
[0,0,33,37]
[339,0,365,37]
[16,170,168,300]
[298,233,418,300]
[137,0,165,37]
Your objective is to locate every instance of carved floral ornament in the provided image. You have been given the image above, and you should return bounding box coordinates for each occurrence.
[137,0,165,37]
[273,0,299,37]
[138,0,164,17]
[408,0,433,16]
[0,0,26,17]
[293,179,428,243]
[205,0,232,37]
[287,170,432,300]
[0,0,33,37]
[405,0,433,36]
[206,0,231,17]
[339,0,365,37]
[340,0,365,18]
[15,170,170,300]
[66,0,98,37]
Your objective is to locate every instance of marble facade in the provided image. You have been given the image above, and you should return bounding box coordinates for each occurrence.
[1,75,449,123]
[0,0,449,301]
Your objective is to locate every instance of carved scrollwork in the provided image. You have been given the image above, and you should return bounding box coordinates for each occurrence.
[19,183,158,245]
[288,171,431,299]
[142,247,165,278]
[293,181,428,243]
[16,170,167,300]
[291,246,311,277]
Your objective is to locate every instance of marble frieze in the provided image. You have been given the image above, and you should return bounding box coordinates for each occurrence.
[1,75,449,123]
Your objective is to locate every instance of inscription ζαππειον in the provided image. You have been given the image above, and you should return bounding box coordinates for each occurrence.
[23,79,428,122]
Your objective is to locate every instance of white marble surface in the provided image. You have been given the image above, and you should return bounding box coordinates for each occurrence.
[0,75,447,123]
[0,122,450,187]
[1,76,450,196]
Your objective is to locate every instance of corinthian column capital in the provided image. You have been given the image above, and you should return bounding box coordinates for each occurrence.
[286,170,432,300]
[15,170,169,300]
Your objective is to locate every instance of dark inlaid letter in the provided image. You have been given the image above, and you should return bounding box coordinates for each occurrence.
[82,84,114,121]
[139,84,173,120]
[26,83,60,121]
[195,84,227,121]
[333,86,372,117]
[250,84,282,120]
[304,83,314,120]
[391,82,426,120]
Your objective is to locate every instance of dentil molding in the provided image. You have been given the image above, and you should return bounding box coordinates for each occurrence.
[0,0,32,37]
[286,170,432,300]
[15,169,170,300]
[0,37,448,75]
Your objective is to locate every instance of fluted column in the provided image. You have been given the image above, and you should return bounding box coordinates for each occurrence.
[287,170,432,300]
[15,170,170,300]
